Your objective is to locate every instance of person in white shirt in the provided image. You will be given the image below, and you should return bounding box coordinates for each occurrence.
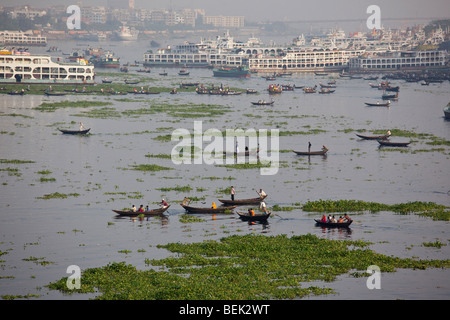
[257,189,266,198]
[260,201,267,214]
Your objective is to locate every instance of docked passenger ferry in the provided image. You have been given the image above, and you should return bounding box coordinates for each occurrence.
[249,49,366,73]
[348,50,447,72]
[0,31,47,46]
[0,50,95,84]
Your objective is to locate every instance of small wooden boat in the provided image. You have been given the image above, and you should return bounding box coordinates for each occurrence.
[281,85,294,91]
[218,195,267,206]
[314,219,352,228]
[178,69,190,76]
[102,79,113,83]
[382,93,397,100]
[246,89,258,94]
[377,139,410,147]
[222,150,259,157]
[159,72,168,76]
[444,105,450,120]
[124,79,140,84]
[113,205,170,217]
[8,91,25,95]
[318,89,335,94]
[58,128,91,135]
[365,101,390,107]
[385,86,400,92]
[251,100,274,106]
[237,211,271,222]
[293,147,328,156]
[303,86,316,93]
[45,92,66,96]
[319,83,336,88]
[314,72,328,76]
[356,134,389,140]
[180,204,237,213]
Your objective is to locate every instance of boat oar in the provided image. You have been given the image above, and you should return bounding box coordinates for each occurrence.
[271,211,287,220]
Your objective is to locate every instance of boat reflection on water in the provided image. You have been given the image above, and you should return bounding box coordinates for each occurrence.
[114,214,169,226]
[246,220,270,231]
[316,225,353,237]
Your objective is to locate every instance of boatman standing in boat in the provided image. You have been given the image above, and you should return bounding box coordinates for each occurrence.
[256,189,267,198]
[230,186,235,201]
[260,200,267,214]
[159,199,168,209]
[79,122,85,131]
[308,142,311,153]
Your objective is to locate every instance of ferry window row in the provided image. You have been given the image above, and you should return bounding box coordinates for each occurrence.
[0,66,92,74]
[249,63,344,68]
[362,63,442,68]
[0,57,50,64]
[361,58,442,64]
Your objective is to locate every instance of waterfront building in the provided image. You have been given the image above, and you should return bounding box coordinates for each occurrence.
[203,16,245,28]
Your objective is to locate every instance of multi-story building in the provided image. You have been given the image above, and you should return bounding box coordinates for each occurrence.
[203,16,244,28]
[7,6,47,20]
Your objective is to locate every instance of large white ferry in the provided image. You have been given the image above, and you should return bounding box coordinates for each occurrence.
[143,31,254,68]
[0,31,47,46]
[0,50,95,84]
[249,49,366,73]
[349,50,447,72]
[115,26,139,41]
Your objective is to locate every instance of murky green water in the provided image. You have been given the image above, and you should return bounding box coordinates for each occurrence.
[0,39,449,300]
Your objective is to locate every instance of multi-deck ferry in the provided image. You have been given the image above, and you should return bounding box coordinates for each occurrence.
[348,50,447,72]
[0,50,95,84]
[0,31,47,46]
[249,49,366,73]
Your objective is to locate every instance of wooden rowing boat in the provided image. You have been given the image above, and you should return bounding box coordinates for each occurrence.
[377,139,410,147]
[293,148,328,156]
[58,128,91,135]
[356,134,389,140]
[113,205,170,217]
[318,89,335,94]
[237,211,271,222]
[251,100,274,105]
[180,204,237,213]
[124,79,140,84]
[365,101,390,107]
[222,150,259,157]
[314,219,352,228]
[45,92,66,96]
[218,195,267,206]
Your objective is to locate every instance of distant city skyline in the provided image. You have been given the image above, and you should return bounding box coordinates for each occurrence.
[1,0,449,22]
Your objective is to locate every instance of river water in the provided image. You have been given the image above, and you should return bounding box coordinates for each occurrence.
[0,38,449,300]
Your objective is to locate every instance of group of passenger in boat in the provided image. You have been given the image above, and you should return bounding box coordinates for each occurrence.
[320,214,352,224]
[129,199,169,212]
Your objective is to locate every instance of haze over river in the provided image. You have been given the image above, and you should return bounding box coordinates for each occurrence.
[0,39,449,300]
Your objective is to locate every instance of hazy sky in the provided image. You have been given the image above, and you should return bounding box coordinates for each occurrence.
[1,0,449,22]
